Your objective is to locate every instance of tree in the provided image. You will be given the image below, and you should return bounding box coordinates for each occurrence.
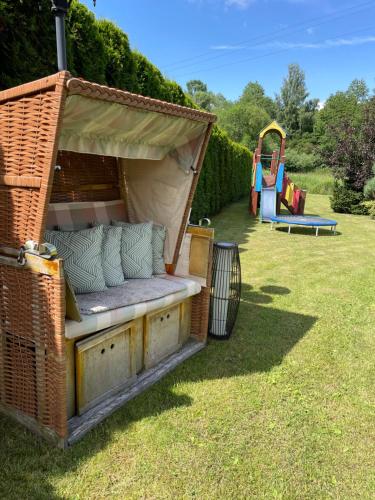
[186,79,229,111]
[276,64,310,134]
[217,103,271,150]
[299,98,319,134]
[186,80,208,96]
[326,97,375,192]
[347,78,369,103]
[314,91,363,155]
[239,81,277,118]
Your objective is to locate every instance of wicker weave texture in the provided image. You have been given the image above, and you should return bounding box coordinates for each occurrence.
[51,151,120,203]
[0,75,67,248]
[0,265,67,438]
[190,238,213,342]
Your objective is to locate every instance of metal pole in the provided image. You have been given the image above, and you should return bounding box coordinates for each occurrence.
[51,0,69,71]
[55,13,67,71]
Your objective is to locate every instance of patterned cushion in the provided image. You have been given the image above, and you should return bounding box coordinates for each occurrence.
[96,224,125,287]
[112,221,153,279]
[152,224,166,275]
[45,226,107,294]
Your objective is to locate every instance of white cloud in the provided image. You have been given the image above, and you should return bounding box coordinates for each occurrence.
[225,0,254,7]
[189,0,310,8]
[306,27,315,35]
[210,35,375,52]
[210,44,246,50]
[317,100,325,110]
[263,35,375,50]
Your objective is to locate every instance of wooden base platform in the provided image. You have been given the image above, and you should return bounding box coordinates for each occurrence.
[67,338,205,446]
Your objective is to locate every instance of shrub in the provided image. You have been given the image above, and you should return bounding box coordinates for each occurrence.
[285,149,319,172]
[363,164,375,200]
[330,182,364,213]
[67,1,107,84]
[362,200,375,218]
[97,20,138,93]
[364,177,375,200]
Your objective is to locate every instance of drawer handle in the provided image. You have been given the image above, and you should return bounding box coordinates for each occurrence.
[167,313,170,319]
[160,317,164,322]
[101,348,105,355]
[111,343,115,349]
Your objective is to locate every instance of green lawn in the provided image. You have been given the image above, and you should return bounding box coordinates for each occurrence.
[1,194,375,499]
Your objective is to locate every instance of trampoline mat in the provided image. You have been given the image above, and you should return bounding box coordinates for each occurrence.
[270,215,337,226]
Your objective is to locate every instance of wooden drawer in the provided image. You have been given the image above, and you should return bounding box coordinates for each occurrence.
[144,304,181,369]
[75,322,136,415]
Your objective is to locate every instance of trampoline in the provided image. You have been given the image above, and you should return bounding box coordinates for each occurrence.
[270,215,338,236]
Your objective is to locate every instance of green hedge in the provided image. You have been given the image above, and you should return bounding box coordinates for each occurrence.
[192,127,252,222]
[0,0,252,220]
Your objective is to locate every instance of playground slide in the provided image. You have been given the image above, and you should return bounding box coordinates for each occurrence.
[260,187,276,221]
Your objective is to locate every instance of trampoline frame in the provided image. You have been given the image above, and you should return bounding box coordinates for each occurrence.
[270,216,338,236]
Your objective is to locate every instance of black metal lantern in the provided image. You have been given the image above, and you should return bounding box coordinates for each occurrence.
[209,242,241,339]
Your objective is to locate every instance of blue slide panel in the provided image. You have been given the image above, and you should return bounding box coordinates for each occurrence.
[255,162,263,192]
[276,163,284,193]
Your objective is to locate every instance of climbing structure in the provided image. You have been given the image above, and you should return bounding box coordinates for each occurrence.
[249,121,306,220]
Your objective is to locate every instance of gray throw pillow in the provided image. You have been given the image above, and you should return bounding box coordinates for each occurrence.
[152,223,166,275]
[96,224,125,287]
[112,221,153,278]
[45,226,107,294]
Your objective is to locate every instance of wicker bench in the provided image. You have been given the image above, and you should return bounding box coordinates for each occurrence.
[0,71,216,446]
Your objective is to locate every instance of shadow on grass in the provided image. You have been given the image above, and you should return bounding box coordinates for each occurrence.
[0,284,317,498]
[275,226,341,237]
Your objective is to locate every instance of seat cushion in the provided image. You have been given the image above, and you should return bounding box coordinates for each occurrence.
[65,275,201,340]
[77,276,187,315]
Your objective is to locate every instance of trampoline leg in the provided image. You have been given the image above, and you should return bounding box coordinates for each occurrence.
[271,222,273,231]
[288,225,291,234]
[316,227,319,237]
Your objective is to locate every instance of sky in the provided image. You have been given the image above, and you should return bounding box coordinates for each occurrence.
[80,0,375,103]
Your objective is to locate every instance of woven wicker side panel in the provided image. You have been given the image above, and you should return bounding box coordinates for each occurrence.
[0,265,67,438]
[191,287,211,342]
[0,187,40,248]
[51,151,120,203]
[190,238,213,342]
[0,88,65,247]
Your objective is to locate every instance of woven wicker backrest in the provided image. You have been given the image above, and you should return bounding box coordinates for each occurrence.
[0,73,68,249]
[52,151,121,203]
